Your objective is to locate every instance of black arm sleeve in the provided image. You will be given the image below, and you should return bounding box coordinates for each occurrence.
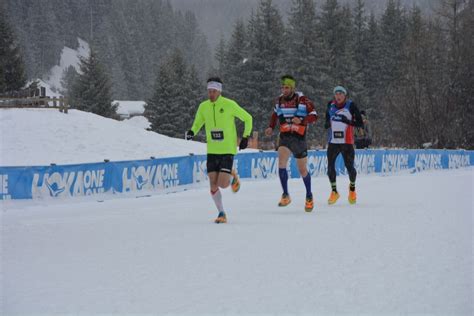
[324,102,331,129]
[350,102,364,128]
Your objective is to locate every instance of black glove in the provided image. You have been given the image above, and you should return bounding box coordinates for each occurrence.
[336,114,352,125]
[185,130,194,140]
[239,137,248,150]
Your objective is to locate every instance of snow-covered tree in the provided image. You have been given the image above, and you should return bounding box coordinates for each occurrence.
[69,49,117,118]
[145,49,203,138]
[0,10,26,93]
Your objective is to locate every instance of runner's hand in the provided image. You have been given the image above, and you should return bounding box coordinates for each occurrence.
[239,137,248,150]
[291,117,302,124]
[185,130,194,140]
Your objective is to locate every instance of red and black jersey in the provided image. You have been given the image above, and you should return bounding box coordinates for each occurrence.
[268,92,318,136]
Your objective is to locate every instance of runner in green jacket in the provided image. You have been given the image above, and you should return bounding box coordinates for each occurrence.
[186,77,253,223]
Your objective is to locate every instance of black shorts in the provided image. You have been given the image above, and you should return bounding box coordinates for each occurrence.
[207,154,234,174]
[278,133,308,159]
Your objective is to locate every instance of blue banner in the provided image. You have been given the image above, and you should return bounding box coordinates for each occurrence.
[1,149,472,200]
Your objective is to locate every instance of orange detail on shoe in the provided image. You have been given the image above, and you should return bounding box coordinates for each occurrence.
[348,190,357,204]
[278,194,291,207]
[328,191,340,205]
[304,198,314,212]
[214,215,227,224]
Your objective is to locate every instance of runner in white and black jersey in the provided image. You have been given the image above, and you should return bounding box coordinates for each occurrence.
[324,85,364,205]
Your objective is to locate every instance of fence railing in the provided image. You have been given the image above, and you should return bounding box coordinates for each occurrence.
[0,96,70,113]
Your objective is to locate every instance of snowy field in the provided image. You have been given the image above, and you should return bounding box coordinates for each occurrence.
[2,168,472,315]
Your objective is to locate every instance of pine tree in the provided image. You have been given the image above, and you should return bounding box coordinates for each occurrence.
[60,65,78,97]
[351,0,371,108]
[0,10,26,94]
[215,36,227,78]
[245,0,285,133]
[26,0,63,78]
[69,48,117,118]
[49,0,82,49]
[456,0,474,148]
[179,10,212,75]
[284,0,330,145]
[286,0,320,96]
[389,5,430,147]
[187,64,205,114]
[186,64,205,140]
[379,0,407,89]
[364,12,384,114]
[373,0,407,145]
[145,49,193,138]
[434,0,474,148]
[318,0,339,85]
[423,18,451,147]
[319,1,359,90]
[3,0,212,101]
[223,19,250,102]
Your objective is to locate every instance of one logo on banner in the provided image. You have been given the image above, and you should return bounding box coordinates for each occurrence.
[45,178,66,197]
[193,160,208,184]
[448,154,470,169]
[414,154,442,172]
[251,156,280,179]
[307,155,327,176]
[32,169,106,198]
[382,154,409,174]
[122,163,179,192]
[1,174,11,200]
[355,154,375,174]
[134,173,148,190]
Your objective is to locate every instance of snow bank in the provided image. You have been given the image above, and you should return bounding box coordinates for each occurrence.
[121,115,151,129]
[0,108,206,166]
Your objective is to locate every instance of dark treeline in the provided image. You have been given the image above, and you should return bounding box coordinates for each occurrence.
[170,0,435,52]
[1,0,212,100]
[214,0,473,149]
[0,8,26,94]
[1,0,472,148]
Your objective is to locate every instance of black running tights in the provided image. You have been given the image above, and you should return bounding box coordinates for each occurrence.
[327,143,357,183]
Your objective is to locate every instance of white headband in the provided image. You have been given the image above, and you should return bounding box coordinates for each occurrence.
[207,81,222,92]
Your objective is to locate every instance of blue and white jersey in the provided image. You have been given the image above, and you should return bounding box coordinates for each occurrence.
[273,92,317,124]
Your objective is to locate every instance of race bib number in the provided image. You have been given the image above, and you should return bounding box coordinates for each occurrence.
[333,131,344,139]
[211,129,224,141]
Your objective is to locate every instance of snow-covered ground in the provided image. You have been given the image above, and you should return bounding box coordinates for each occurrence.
[2,168,472,315]
[122,115,151,130]
[0,109,206,166]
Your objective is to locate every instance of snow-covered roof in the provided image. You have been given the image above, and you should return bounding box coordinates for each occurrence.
[25,79,62,98]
